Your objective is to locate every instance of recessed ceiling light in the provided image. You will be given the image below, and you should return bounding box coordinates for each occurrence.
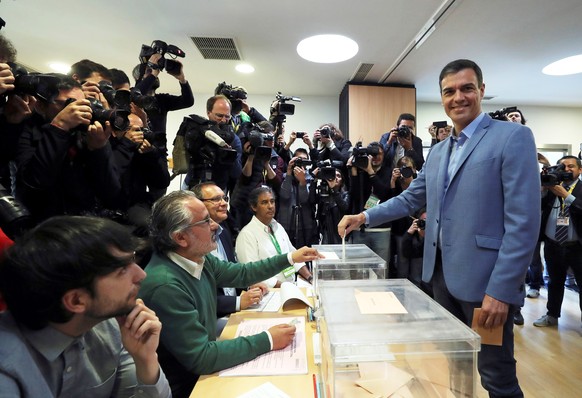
[48,62,71,74]
[297,34,358,63]
[542,54,582,76]
[235,63,255,73]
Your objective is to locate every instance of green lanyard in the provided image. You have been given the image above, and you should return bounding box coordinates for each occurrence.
[268,225,295,278]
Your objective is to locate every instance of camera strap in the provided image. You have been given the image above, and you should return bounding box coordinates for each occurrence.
[268,225,295,278]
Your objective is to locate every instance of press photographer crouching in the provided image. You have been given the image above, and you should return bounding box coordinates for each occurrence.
[346,141,393,262]
[15,74,121,224]
[172,95,242,192]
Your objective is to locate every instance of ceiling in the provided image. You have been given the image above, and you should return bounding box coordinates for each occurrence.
[3,0,582,107]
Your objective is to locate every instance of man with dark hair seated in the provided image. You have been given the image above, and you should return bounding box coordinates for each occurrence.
[0,216,171,397]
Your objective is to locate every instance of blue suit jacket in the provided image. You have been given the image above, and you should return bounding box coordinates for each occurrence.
[367,114,541,305]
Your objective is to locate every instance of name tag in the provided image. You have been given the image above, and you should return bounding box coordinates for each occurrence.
[557,216,570,227]
[282,266,295,278]
[364,193,380,209]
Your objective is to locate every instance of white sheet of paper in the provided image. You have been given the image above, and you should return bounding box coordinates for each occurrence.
[236,382,291,398]
[320,251,340,260]
[354,289,408,314]
[219,316,308,377]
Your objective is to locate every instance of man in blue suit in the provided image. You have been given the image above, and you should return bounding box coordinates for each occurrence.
[339,59,540,398]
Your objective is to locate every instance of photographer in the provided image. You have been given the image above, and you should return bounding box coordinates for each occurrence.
[312,123,351,165]
[347,141,392,262]
[133,52,194,154]
[379,113,424,170]
[214,82,266,130]
[310,164,349,244]
[68,59,112,106]
[388,156,419,279]
[402,208,432,295]
[230,121,283,229]
[15,74,120,224]
[533,156,582,328]
[279,150,317,247]
[428,122,452,146]
[174,95,242,192]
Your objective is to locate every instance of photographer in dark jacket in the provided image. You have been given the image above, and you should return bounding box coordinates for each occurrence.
[133,53,194,154]
[379,113,424,170]
[347,141,393,262]
[15,74,120,224]
[402,208,432,295]
[312,123,351,165]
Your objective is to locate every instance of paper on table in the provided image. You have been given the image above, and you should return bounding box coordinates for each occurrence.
[244,282,312,312]
[236,382,291,398]
[354,289,408,314]
[219,316,308,377]
[471,308,503,346]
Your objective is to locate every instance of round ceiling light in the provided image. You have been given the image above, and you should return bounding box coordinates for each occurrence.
[542,54,582,75]
[297,34,358,63]
[235,63,255,73]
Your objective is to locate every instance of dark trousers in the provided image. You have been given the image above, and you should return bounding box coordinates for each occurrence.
[543,239,582,317]
[527,241,544,290]
[432,252,523,398]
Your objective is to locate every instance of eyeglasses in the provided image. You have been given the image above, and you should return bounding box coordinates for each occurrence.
[183,215,212,229]
[201,195,229,204]
[212,112,231,121]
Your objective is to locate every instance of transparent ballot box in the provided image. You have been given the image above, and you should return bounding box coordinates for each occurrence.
[312,244,386,291]
[318,279,481,397]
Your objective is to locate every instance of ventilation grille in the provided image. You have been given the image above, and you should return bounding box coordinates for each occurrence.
[190,37,241,60]
[351,63,374,82]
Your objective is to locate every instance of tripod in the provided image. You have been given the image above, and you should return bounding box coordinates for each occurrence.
[289,178,309,247]
[317,181,342,244]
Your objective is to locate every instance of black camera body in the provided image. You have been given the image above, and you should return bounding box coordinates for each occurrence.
[433,121,448,129]
[416,219,426,230]
[295,132,305,139]
[294,158,312,168]
[541,164,573,187]
[352,143,379,169]
[316,160,343,181]
[397,125,412,138]
[488,106,517,121]
[215,82,247,114]
[7,63,61,102]
[87,97,130,132]
[179,114,237,167]
[269,91,300,129]
[318,126,333,138]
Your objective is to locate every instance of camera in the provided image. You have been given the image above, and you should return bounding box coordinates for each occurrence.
[244,125,274,161]
[318,125,333,138]
[0,183,32,240]
[433,121,448,129]
[397,125,412,138]
[6,63,61,102]
[98,81,131,110]
[87,97,130,132]
[399,165,414,179]
[294,158,312,168]
[295,132,305,139]
[540,164,573,186]
[139,40,185,74]
[488,106,517,121]
[215,82,247,114]
[269,91,301,131]
[315,160,343,181]
[352,142,380,169]
[416,219,426,230]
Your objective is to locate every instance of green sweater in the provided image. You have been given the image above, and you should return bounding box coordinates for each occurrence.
[139,251,291,397]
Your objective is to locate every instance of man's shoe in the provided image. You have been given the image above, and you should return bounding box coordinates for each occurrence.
[527,288,540,298]
[513,309,524,325]
[533,314,558,327]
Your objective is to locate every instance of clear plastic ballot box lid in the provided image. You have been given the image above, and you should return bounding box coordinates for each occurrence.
[312,244,386,284]
[318,279,480,362]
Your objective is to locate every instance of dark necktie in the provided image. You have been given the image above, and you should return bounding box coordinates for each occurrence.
[555,184,571,244]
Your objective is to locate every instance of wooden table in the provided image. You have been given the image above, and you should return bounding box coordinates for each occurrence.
[190,298,318,397]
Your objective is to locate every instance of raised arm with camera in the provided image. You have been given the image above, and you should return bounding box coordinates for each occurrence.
[380,113,424,170]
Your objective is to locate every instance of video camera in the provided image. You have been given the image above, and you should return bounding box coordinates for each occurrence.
[0,183,32,240]
[541,164,573,187]
[315,159,343,181]
[488,106,517,121]
[352,142,380,169]
[294,158,312,168]
[215,82,247,114]
[245,125,274,161]
[139,40,185,74]
[269,91,301,128]
[4,63,61,103]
